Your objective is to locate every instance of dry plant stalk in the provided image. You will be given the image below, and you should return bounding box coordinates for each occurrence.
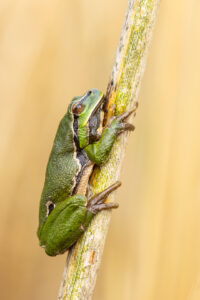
[58,0,160,299]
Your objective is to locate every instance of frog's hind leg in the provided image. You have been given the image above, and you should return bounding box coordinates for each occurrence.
[87,181,121,214]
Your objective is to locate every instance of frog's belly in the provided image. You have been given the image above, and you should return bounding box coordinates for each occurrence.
[75,162,94,196]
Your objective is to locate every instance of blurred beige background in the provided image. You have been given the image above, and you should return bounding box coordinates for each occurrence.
[1,0,200,299]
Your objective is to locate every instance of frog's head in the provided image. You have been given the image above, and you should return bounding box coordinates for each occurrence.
[70,89,105,149]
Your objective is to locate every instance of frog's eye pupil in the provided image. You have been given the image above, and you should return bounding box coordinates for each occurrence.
[88,90,92,96]
[72,103,84,114]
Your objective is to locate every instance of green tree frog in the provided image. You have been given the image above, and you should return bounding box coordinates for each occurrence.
[37,89,137,256]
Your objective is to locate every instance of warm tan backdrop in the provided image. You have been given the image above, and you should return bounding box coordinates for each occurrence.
[1,1,200,299]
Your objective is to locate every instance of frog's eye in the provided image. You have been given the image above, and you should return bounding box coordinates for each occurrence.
[46,201,55,217]
[72,103,84,115]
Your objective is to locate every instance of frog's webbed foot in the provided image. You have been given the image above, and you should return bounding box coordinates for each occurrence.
[87,181,121,214]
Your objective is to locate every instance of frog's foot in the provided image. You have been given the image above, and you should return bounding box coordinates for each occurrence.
[87,181,121,214]
[117,122,135,133]
[108,102,138,134]
[116,101,138,134]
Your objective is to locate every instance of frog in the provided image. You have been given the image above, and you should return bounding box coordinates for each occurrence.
[37,89,137,256]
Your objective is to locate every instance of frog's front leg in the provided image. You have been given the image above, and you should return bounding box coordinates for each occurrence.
[84,103,138,166]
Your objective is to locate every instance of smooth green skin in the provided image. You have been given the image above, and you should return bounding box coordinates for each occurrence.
[37,89,124,256]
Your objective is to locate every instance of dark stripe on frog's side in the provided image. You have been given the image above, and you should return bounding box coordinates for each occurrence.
[72,115,91,194]
[88,106,102,144]
[71,97,104,195]
[73,105,105,195]
[73,115,88,152]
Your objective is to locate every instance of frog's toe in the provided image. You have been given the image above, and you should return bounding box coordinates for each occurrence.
[117,123,135,135]
[89,202,119,214]
[116,101,138,122]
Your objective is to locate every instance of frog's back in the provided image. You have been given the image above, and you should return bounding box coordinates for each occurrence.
[41,109,78,205]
